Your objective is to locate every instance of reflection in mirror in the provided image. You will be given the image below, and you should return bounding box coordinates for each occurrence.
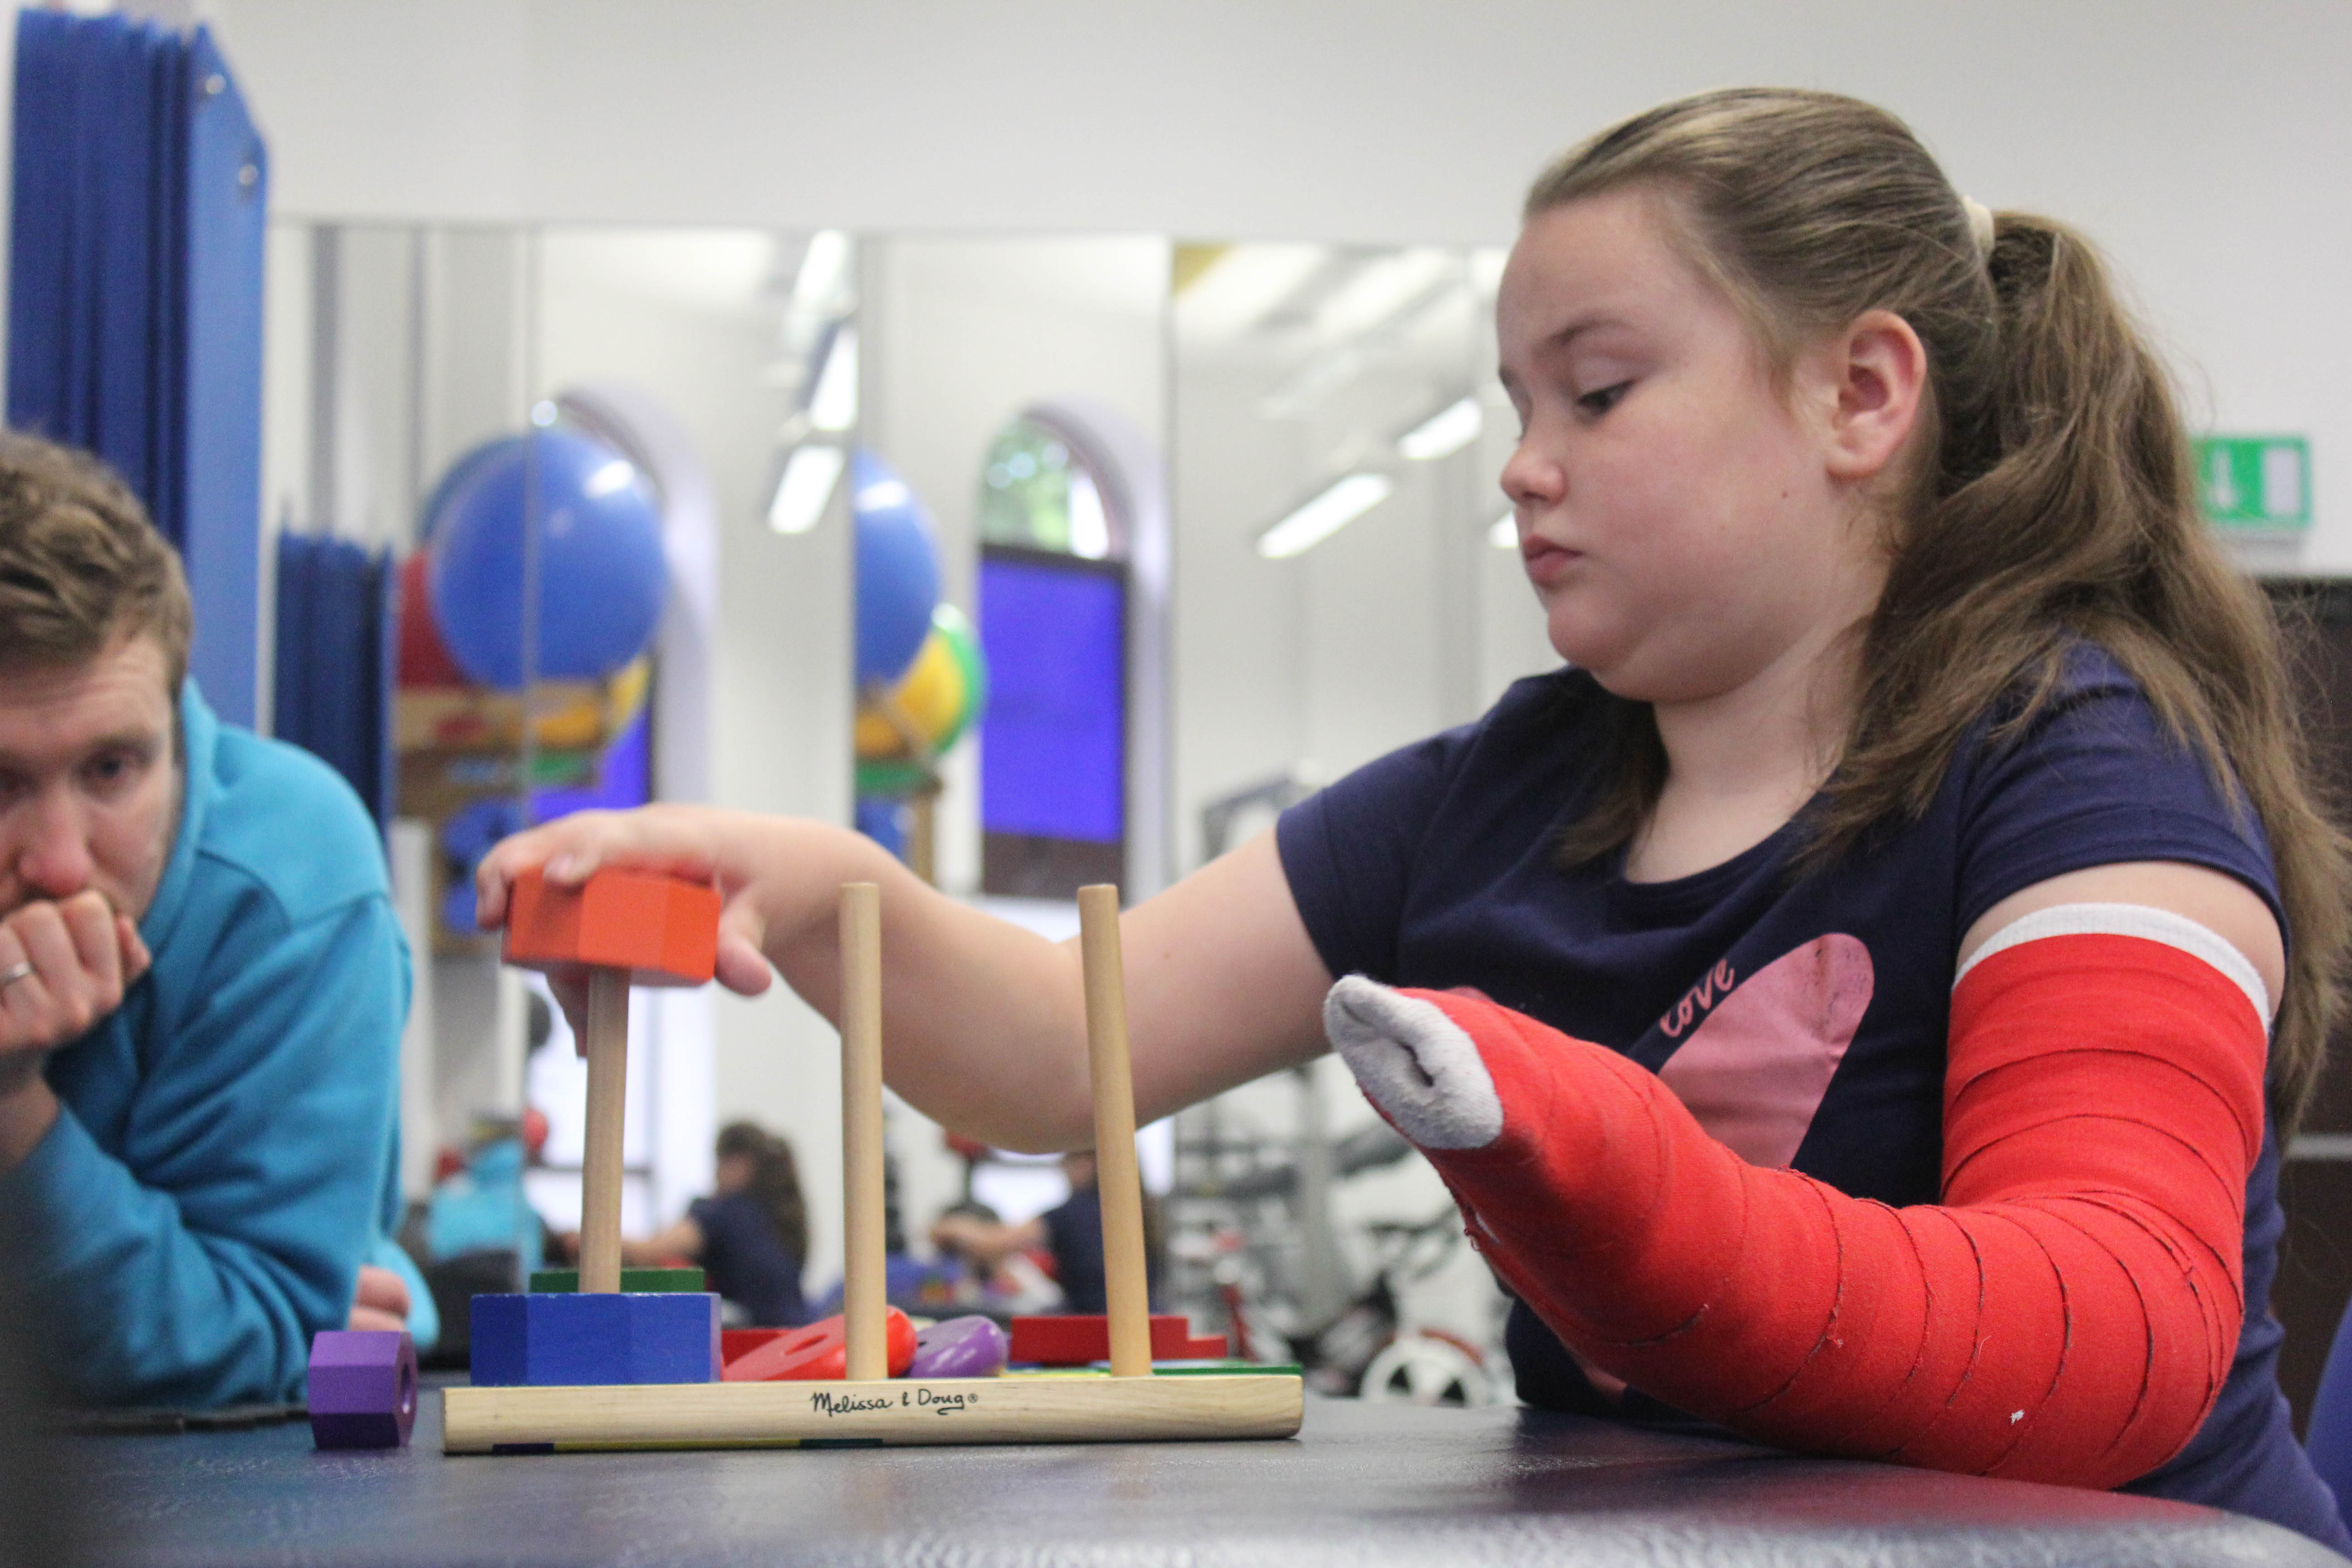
[1170,240,1553,877]
[267,219,1519,1389]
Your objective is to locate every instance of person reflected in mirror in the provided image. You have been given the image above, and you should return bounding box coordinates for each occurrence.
[930,1150,1161,1315]
[559,1121,808,1327]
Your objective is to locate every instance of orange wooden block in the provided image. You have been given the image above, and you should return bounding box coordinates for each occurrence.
[502,867,721,986]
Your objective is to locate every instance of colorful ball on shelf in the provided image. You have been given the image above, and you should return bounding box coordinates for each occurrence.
[853,449,941,688]
[854,604,986,763]
[425,427,670,691]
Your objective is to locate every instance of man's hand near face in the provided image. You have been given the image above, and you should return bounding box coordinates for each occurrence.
[0,890,150,1169]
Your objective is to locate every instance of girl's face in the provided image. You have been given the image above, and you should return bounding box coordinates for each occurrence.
[1497,189,1889,705]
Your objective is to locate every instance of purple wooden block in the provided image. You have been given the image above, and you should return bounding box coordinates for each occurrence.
[906,1315,1008,1379]
[308,1329,417,1450]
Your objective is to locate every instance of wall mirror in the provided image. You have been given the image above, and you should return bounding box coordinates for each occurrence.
[266,218,1550,1395]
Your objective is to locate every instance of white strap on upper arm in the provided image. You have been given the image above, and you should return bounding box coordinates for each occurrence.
[1953,901,2272,1025]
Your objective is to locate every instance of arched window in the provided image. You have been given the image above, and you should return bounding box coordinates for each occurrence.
[977,414,1126,562]
[975,408,1135,897]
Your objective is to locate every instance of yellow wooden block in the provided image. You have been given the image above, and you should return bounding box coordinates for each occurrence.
[441,1372,1302,1453]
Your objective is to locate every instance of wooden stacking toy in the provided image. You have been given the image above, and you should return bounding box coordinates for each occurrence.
[441,878,1302,1452]
[465,867,726,1390]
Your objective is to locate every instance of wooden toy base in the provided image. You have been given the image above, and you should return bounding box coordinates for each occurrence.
[442,1372,1303,1453]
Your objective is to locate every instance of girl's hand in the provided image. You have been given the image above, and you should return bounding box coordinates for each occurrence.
[473,805,783,1006]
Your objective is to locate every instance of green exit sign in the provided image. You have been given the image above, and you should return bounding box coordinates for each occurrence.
[2197,435,2310,531]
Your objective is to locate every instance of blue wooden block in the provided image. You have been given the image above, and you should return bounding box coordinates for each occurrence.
[469,1294,529,1386]
[468,1292,720,1386]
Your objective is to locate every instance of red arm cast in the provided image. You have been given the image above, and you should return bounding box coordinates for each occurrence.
[1324,925,2260,1487]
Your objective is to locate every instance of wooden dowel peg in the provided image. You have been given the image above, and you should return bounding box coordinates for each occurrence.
[1077,884,1152,1378]
[578,968,629,1295]
[839,882,888,1381]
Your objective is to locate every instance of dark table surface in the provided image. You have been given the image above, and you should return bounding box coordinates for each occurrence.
[69,1383,2343,1568]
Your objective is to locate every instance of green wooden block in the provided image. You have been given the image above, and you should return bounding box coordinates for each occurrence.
[528,1267,706,1294]
[1152,1360,1305,1377]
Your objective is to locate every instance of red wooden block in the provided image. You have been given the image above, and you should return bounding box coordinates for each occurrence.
[722,1310,916,1382]
[502,867,720,986]
[721,1328,783,1365]
[1007,1314,1227,1366]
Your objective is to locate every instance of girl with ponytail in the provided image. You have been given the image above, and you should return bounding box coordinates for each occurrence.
[620,1122,809,1327]
[479,88,2349,1547]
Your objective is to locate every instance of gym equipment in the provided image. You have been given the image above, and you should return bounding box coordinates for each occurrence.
[853,450,941,687]
[855,605,986,762]
[425,428,669,690]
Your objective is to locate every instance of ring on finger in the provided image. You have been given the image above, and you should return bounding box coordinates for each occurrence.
[0,960,33,988]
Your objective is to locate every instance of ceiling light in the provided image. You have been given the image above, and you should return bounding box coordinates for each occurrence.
[791,230,852,315]
[808,324,858,432]
[1488,513,1518,549]
[1397,396,1482,461]
[767,444,845,535]
[1256,473,1393,559]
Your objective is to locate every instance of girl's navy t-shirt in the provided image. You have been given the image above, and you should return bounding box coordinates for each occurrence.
[688,1191,807,1328]
[1276,648,2348,1548]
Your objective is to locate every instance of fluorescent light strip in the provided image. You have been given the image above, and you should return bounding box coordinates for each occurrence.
[768,445,845,535]
[792,230,851,315]
[1397,396,1482,461]
[809,324,859,432]
[1256,473,1393,559]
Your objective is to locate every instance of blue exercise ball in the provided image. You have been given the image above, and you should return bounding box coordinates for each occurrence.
[853,449,940,687]
[426,428,670,690]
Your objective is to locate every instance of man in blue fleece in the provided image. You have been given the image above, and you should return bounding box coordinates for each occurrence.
[0,433,423,1407]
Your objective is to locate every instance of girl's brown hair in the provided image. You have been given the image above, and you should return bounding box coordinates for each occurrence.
[1533,88,2347,1127]
[716,1122,808,1261]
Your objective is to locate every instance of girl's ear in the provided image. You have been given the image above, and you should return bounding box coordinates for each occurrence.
[1813,309,1929,484]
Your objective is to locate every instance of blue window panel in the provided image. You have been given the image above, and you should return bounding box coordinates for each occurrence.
[978,556,1125,845]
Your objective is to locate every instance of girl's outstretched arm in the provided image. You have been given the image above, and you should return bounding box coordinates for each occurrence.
[475,808,1333,1150]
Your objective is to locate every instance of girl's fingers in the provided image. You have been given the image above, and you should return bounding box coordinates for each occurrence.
[715,932,775,997]
[475,807,726,929]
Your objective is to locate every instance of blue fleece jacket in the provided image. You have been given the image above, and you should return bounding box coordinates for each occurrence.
[0,682,409,1407]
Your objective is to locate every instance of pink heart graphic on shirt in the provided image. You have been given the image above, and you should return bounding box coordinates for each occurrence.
[1656,933,1874,1169]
